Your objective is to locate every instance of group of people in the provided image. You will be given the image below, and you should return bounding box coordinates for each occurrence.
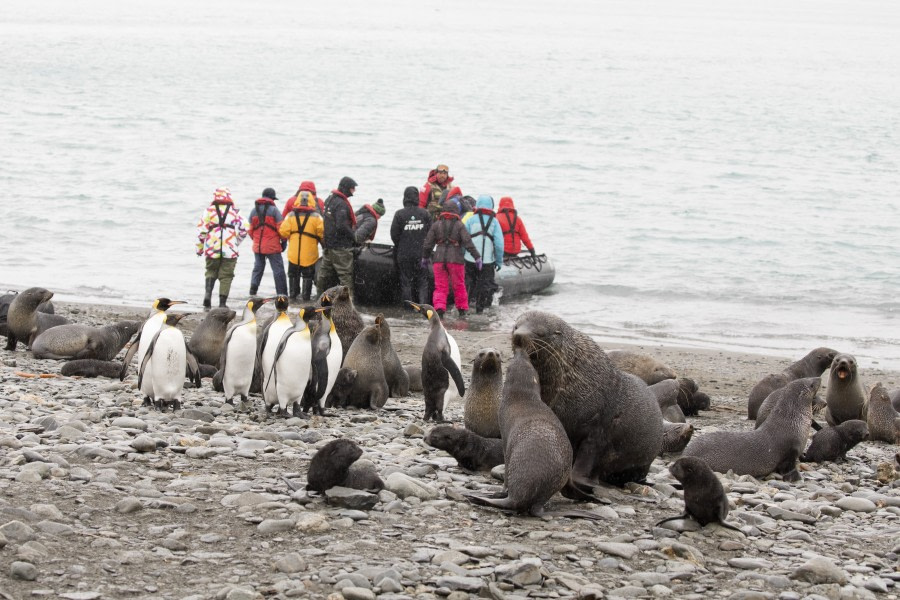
[195,165,537,317]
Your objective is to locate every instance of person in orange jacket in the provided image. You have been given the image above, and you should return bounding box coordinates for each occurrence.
[279,192,325,302]
[497,196,537,261]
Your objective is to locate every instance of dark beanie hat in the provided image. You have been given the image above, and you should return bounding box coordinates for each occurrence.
[262,187,278,200]
[338,176,357,196]
[403,186,419,206]
[373,198,385,216]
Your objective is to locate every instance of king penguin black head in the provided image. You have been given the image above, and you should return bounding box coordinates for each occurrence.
[154,298,186,311]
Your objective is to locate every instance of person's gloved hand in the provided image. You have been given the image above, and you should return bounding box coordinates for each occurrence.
[494,262,501,272]
[420,258,429,269]
[529,249,537,260]
[475,258,483,271]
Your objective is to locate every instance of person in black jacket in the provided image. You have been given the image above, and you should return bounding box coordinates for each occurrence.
[317,176,358,294]
[391,187,432,306]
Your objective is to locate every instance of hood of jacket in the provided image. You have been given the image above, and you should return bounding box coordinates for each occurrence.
[403,186,419,207]
[498,196,516,212]
[298,181,317,195]
[475,195,495,214]
[427,169,454,187]
[338,176,357,197]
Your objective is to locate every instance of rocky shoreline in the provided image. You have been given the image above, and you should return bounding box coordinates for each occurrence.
[1,301,899,600]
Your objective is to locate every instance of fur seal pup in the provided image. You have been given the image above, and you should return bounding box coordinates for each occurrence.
[677,377,711,416]
[866,383,900,444]
[650,379,687,424]
[306,439,364,493]
[375,314,409,397]
[219,298,263,407]
[463,348,504,438]
[1,290,54,339]
[327,367,357,408]
[747,347,837,420]
[801,420,869,462]
[319,285,363,361]
[119,298,187,380]
[303,305,342,416]
[409,302,464,421]
[824,353,868,425]
[187,307,236,366]
[4,288,70,351]
[60,359,122,378]
[138,313,200,411]
[512,310,663,487]
[340,321,389,410]
[425,425,505,471]
[660,421,694,455]
[656,457,743,534]
[608,349,677,385]
[405,365,424,392]
[684,377,820,481]
[32,320,138,361]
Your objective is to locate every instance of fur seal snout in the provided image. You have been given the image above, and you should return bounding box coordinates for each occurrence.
[824,353,867,426]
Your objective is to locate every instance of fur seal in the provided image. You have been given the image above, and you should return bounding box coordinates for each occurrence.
[755,382,825,429]
[187,307,236,366]
[463,348,503,438]
[660,421,694,455]
[405,365,424,392]
[824,353,867,425]
[656,456,742,534]
[306,439,364,493]
[866,383,900,444]
[683,377,820,481]
[410,303,464,422]
[4,288,70,351]
[608,349,677,384]
[425,425,505,471]
[650,379,687,423]
[32,320,138,361]
[801,420,869,462]
[747,347,837,419]
[319,285,363,361]
[327,367,358,408]
[60,359,122,378]
[677,377,711,416]
[339,321,389,410]
[891,388,900,413]
[375,314,409,397]
[512,311,663,486]
[0,290,54,338]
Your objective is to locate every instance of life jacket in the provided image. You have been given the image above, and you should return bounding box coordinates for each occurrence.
[435,213,462,247]
[289,210,319,264]
[213,201,235,255]
[470,209,496,258]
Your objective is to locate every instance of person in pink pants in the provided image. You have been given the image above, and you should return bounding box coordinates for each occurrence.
[422,210,482,318]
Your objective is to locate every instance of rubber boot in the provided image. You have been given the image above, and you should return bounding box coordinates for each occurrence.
[301,278,313,302]
[203,278,215,309]
[219,294,228,308]
[288,273,300,302]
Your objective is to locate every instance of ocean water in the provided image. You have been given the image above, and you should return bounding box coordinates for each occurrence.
[2,0,899,368]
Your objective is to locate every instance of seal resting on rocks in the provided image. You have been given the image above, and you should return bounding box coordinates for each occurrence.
[319,285,363,361]
[339,321,389,410]
[684,377,821,481]
[463,348,503,438]
[660,421,694,455]
[425,425,505,471]
[608,349,677,384]
[4,287,70,351]
[866,383,900,444]
[375,314,409,397]
[656,456,743,534]
[32,320,138,361]
[801,420,869,462]
[0,290,54,338]
[187,307,236,366]
[512,310,663,487]
[825,353,868,426]
[306,439,364,493]
[747,347,837,420]
[60,359,122,378]
[650,379,687,423]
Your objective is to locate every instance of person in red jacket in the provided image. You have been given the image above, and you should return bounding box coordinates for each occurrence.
[497,196,537,262]
[282,181,324,216]
[247,188,288,296]
[418,164,453,220]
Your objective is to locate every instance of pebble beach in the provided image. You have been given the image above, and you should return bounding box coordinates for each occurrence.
[1,300,899,600]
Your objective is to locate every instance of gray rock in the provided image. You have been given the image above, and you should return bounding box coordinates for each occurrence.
[324,487,379,510]
[224,587,262,600]
[116,498,143,514]
[792,557,848,585]
[111,416,148,431]
[495,558,542,587]
[435,576,485,592]
[274,552,306,574]
[0,520,36,543]
[181,409,215,422]
[835,497,877,513]
[596,542,639,560]
[728,558,775,570]
[10,560,38,580]
[185,447,218,459]
[131,435,157,453]
[341,587,376,600]
[385,472,439,500]
[257,519,294,535]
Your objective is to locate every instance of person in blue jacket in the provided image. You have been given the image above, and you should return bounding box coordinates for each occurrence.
[463,195,505,313]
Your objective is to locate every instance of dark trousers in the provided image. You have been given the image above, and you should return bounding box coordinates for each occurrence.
[288,263,316,301]
[397,257,430,306]
[465,261,497,313]
[250,253,287,295]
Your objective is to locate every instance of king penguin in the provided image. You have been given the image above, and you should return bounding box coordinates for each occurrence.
[119,297,187,380]
[269,306,315,418]
[409,302,465,421]
[220,296,263,408]
[138,313,199,411]
[304,305,343,416]
[258,295,293,414]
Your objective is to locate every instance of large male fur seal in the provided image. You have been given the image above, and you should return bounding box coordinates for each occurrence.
[747,347,837,420]
[512,311,663,486]
[656,456,742,534]
[187,307,236,366]
[425,425,505,471]
[319,286,363,361]
[463,348,503,438]
[866,383,900,444]
[4,288,70,351]
[684,377,820,481]
[375,314,409,397]
[306,439,364,493]
[801,420,869,462]
[32,320,138,361]
[608,349,677,384]
[824,353,867,425]
[339,322,389,409]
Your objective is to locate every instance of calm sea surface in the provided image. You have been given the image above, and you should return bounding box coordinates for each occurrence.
[2,0,899,367]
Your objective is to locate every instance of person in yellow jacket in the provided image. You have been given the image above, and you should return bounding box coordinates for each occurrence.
[278,192,325,302]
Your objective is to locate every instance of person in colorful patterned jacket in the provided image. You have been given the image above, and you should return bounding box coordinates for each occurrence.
[422,208,481,318]
[464,195,505,313]
[497,196,537,261]
[247,188,288,297]
[196,187,248,309]
[279,191,324,302]
[418,164,453,220]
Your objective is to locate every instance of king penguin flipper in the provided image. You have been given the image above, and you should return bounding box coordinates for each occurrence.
[442,351,466,397]
[137,330,162,390]
[186,347,202,388]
